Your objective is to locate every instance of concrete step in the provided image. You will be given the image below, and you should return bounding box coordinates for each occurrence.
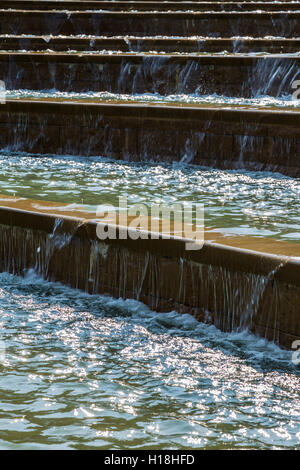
[1,1,300,11]
[1,198,300,348]
[0,10,298,37]
[1,52,299,97]
[1,99,299,176]
[2,35,300,53]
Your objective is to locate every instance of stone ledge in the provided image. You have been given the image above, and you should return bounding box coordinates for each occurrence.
[0,201,299,348]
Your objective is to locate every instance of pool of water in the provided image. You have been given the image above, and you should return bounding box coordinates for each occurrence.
[1,152,300,242]
[0,271,299,450]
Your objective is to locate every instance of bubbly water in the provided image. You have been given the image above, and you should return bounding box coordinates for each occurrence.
[6,89,300,108]
[0,152,300,242]
[0,271,299,450]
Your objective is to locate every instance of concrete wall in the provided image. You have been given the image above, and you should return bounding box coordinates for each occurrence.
[0,204,299,348]
[0,11,298,37]
[2,54,299,97]
[0,100,299,177]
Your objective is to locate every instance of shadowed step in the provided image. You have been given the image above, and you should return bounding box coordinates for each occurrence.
[2,36,300,53]
[0,99,299,176]
[1,52,299,98]
[0,11,299,37]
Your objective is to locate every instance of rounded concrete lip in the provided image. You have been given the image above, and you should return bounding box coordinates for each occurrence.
[1,1,300,10]
[5,97,300,116]
[2,51,300,61]
[1,9,300,16]
[2,35,300,53]
[0,194,300,262]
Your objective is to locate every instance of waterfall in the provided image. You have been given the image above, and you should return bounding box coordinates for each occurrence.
[0,218,292,344]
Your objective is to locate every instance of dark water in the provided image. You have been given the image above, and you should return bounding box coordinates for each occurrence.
[0,271,299,450]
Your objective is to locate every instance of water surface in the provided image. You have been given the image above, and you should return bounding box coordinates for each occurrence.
[1,152,300,242]
[0,271,299,450]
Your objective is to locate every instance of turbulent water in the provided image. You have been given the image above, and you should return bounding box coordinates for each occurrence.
[0,271,299,450]
[1,152,300,242]
[6,89,300,108]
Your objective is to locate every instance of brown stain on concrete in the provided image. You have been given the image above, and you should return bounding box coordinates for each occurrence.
[1,193,300,256]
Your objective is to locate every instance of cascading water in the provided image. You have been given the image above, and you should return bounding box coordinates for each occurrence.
[0,267,299,449]
[249,56,300,97]
[0,0,300,450]
[177,257,288,340]
[1,53,299,97]
[0,209,293,348]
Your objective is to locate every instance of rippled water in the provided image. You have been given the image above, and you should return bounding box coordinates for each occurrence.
[6,89,300,108]
[1,152,300,241]
[0,271,299,450]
